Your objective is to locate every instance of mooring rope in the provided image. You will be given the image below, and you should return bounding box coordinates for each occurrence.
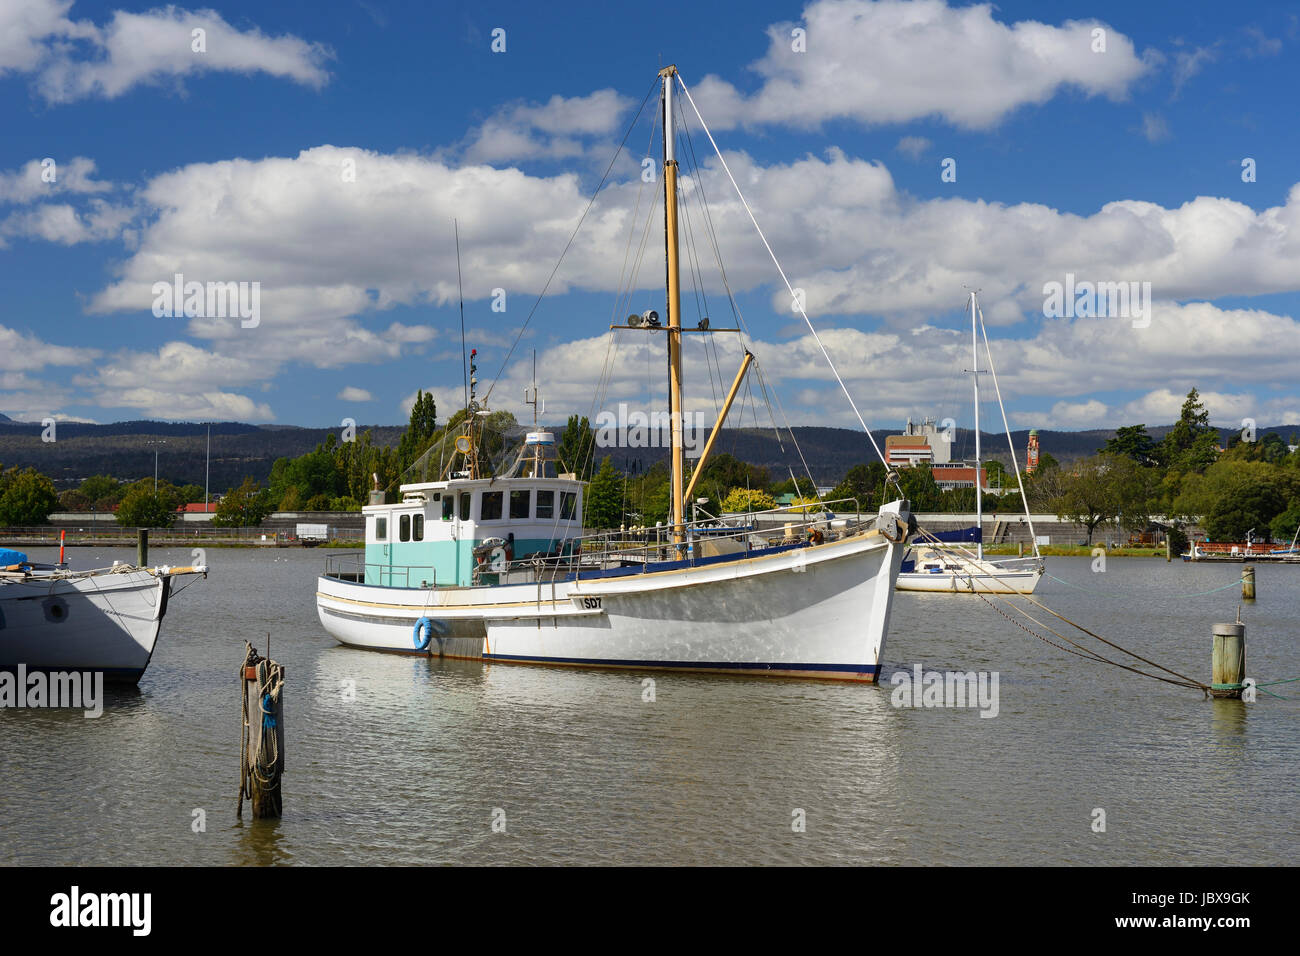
[907,523,1212,693]
[1044,571,1243,599]
[238,641,285,817]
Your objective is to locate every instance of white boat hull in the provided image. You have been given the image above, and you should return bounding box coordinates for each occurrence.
[316,503,910,682]
[0,569,174,682]
[896,566,1042,594]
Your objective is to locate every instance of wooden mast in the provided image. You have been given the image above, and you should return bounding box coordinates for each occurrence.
[661,64,686,547]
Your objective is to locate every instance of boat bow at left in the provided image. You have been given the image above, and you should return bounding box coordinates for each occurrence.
[0,562,208,684]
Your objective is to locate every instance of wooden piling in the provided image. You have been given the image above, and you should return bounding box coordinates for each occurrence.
[1165,536,1171,562]
[1242,565,1256,600]
[1017,541,1024,558]
[1211,622,1246,699]
[238,645,285,819]
[137,528,148,567]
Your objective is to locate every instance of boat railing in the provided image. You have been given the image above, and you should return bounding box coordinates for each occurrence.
[493,497,877,582]
[322,551,438,589]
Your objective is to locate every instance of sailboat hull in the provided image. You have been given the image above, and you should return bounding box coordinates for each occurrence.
[896,567,1042,594]
[0,570,172,683]
[316,505,909,682]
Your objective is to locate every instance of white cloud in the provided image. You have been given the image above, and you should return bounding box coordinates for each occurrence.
[690,0,1150,131]
[895,136,932,160]
[338,386,373,401]
[0,156,114,204]
[1140,112,1170,143]
[1,0,331,104]
[1171,45,1216,97]
[0,324,100,370]
[453,89,634,165]
[79,341,276,420]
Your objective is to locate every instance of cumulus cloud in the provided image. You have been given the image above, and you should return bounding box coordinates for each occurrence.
[0,156,114,204]
[452,89,635,165]
[690,0,1150,131]
[0,0,331,103]
[338,386,373,401]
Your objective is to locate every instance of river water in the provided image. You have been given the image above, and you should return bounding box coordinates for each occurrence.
[2,547,1296,865]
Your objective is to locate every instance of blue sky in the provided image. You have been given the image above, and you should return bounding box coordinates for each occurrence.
[3,0,1300,435]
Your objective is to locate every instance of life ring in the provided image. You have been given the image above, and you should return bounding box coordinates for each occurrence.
[413,616,435,650]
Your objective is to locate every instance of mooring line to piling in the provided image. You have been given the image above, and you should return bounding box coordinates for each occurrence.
[1044,571,1242,599]
[908,523,1211,693]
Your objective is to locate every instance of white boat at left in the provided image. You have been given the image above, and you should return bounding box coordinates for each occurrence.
[0,551,208,683]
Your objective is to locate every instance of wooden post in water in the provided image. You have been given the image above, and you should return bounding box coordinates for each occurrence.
[1241,565,1256,600]
[1165,535,1171,562]
[1018,540,1024,558]
[136,528,148,567]
[238,644,285,819]
[1211,621,1246,699]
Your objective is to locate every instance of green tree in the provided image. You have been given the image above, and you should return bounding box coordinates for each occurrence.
[720,487,776,513]
[1158,388,1219,472]
[584,457,625,529]
[78,474,123,504]
[1053,453,1154,544]
[115,479,181,528]
[212,477,274,527]
[689,452,770,507]
[1203,478,1284,542]
[770,475,818,499]
[556,415,595,481]
[896,464,940,511]
[827,461,887,509]
[397,390,438,471]
[0,468,58,525]
[1103,424,1156,465]
[1268,501,1300,544]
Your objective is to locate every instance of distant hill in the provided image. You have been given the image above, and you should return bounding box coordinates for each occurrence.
[0,419,404,489]
[2,415,1296,489]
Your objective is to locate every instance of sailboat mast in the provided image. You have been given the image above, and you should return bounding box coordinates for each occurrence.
[971,292,983,560]
[661,65,686,546]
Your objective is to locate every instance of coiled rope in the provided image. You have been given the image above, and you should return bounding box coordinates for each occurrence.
[238,640,285,817]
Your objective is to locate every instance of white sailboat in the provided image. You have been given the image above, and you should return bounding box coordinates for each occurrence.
[896,291,1044,594]
[315,65,914,682]
[0,549,208,682]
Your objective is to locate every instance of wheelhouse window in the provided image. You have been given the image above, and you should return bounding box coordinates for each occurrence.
[481,491,503,521]
[536,489,554,519]
[399,514,411,542]
[560,491,577,521]
[459,494,470,521]
[375,516,388,540]
[442,496,454,520]
[413,514,424,541]
[510,489,531,519]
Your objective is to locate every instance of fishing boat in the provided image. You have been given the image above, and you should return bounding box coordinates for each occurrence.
[0,547,208,683]
[315,65,914,682]
[896,292,1044,594]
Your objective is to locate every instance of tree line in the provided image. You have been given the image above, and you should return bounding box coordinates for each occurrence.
[8,387,1299,546]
